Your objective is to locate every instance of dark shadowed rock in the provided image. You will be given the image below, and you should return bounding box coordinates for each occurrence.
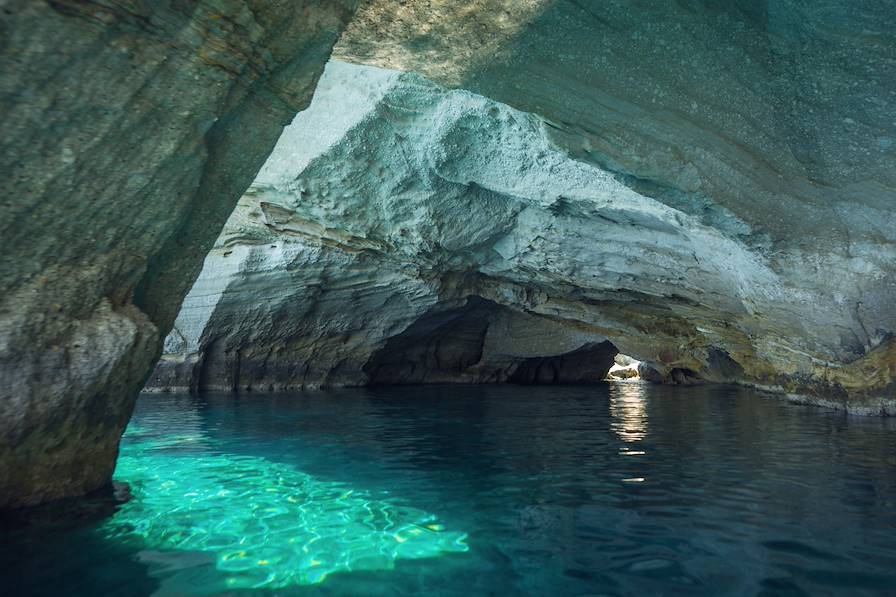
[0,0,357,508]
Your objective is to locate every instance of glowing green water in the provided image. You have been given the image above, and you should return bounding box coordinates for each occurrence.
[101,424,467,591]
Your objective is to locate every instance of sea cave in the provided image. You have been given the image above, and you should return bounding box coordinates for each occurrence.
[1,1,895,595]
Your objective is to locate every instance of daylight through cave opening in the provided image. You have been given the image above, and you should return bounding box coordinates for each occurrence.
[4,3,896,594]
[146,56,896,401]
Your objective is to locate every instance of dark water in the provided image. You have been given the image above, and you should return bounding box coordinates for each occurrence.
[4,383,896,596]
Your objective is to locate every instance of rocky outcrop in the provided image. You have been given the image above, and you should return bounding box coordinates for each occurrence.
[607,355,641,381]
[147,64,618,391]
[150,60,895,414]
[339,1,896,246]
[0,1,357,508]
[361,300,617,387]
[335,1,896,411]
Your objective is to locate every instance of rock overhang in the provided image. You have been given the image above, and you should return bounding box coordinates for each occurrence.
[150,59,895,414]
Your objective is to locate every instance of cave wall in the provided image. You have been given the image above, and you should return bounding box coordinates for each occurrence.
[0,1,357,508]
[364,299,618,386]
[151,59,894,412]
[3,0,895,508]
[336,0,896,408]
[147,61,625,391]
[338,1,896,248]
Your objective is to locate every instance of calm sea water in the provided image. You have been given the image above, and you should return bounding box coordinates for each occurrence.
[4,383,896,596]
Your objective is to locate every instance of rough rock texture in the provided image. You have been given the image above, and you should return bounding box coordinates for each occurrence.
[147,61,623,391]
[607,355,641,381]
[151,59,894,414]
[336,1,896,411]
[4,0,896,509]
[0,1,357,508]
[607,367,638,381]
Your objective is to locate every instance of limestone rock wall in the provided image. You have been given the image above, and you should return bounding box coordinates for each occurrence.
[338,1,896,248]
[335,1,896,409]
[4,0,895,509]
[151,60,895,413]
[0,1,357,508]
[147,64,616,391]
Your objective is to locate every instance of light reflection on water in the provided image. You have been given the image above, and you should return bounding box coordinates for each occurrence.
[610,381,649,444]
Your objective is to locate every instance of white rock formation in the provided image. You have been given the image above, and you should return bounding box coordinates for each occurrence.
[149,61,895,414]
[8,0,893,510]
[148,61,634,390]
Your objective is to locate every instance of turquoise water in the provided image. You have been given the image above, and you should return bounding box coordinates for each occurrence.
[4,383,896,596]
[105,424,467,590]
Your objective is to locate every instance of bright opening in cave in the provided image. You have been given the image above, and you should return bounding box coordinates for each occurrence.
[605,354,642,381]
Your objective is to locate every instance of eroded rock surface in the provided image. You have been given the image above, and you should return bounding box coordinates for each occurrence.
[151,60,895,413]
[4,0,896,509]
[339,1,896,244]
[337,1,896,408]
[148,63,617,390]
[0,1,356,508]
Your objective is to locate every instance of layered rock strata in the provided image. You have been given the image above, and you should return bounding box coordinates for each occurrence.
[150,60,895,414]
[4,0,896,510]
[147,62,618,391]
[336,1,896,409]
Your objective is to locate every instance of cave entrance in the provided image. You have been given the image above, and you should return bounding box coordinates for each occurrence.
[605,354,642,381]
[363,297,620,387]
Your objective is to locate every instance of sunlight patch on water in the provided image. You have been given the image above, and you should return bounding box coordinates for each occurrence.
[102,425,468,590]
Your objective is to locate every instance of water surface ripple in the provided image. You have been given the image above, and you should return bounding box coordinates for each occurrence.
[4,383,895,596]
